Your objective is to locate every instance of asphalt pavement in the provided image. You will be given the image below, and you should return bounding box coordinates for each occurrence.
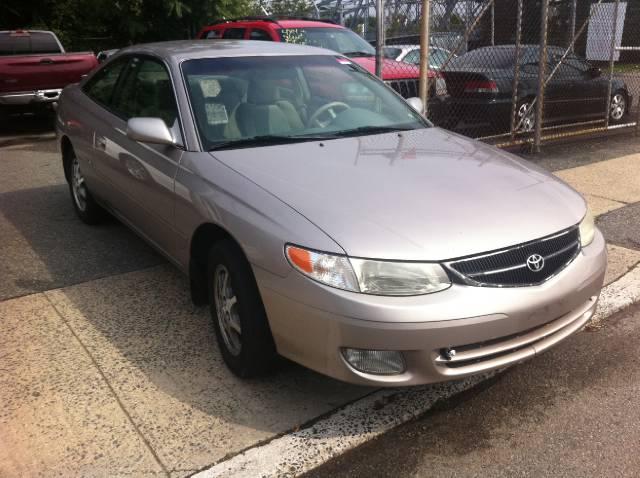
[305,303,640,477]
[1,114,640,477]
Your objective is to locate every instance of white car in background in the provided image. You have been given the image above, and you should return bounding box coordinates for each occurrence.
[383,44,455,70]
[383,44,452,95]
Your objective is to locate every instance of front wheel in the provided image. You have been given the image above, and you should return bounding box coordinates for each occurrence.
[609,91,627,123]
[207,240,277,378]
[67,152,105,224]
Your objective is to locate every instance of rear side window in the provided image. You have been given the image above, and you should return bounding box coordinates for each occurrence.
[222,28,246,40]
[450,48,516,69]
[0,31,61,55]
[250,29,272,41]
[205,30,222,39]
[82,57,129,107]
[29,32,61,54]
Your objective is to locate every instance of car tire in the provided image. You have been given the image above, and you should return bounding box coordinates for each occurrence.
[207,240,277,378]
[67,150,106,225]
[515,98,536,133]
[609,90,627,123]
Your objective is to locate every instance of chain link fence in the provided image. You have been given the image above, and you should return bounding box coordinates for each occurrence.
[322,0,640,150]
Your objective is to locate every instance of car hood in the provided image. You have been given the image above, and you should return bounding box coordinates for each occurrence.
[210,128,586,261]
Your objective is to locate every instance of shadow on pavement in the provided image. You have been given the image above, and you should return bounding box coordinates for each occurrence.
[1,179,370,469]
[0,183,164,300]
[0,111,57,148]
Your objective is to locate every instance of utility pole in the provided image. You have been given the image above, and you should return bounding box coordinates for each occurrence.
[534,0,549,153]
[419,0,431,116]
[375,0,385,78]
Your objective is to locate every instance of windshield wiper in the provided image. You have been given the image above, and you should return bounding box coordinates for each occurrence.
[207,133,340,151]
[331,125,418,138]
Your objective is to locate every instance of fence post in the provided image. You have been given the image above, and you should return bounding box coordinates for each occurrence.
[491,1,495,46]
[419,0,431,116]
[534,0,550,153]
[375,0,385,78]
[605,0,621,128]
[510,0,523,141]
[569,0,577,52]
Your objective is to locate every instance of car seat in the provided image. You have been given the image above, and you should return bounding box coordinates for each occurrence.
[226,79,304,138]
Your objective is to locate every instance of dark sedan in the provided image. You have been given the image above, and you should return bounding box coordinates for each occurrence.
[434,45,630,135]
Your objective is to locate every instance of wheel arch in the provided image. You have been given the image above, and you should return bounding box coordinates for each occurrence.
[189,222,250,306]
[60,135,74,183]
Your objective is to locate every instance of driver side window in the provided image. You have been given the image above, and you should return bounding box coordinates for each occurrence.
[111,57,179,128]
[83,57,128,107]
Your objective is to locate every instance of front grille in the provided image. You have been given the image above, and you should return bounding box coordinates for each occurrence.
[446,227,580,287]
[384,79,423,98]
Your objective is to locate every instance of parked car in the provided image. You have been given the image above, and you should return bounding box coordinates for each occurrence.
[0,30,98,117]
[436,44,631,133]
[383,44,451,95]
[56,41,606,386]
[197,17,437,98]
[383,44,455,70]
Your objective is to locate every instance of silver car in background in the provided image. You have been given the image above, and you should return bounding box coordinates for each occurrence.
[56,40,606,386]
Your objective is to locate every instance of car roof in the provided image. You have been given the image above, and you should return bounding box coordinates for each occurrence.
[276,19,342,29]
[203,19,343,30]
[116,40,337,63]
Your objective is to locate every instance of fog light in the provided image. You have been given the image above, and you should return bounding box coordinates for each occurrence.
[341,348,406,375]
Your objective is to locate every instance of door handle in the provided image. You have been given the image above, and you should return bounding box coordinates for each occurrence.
[95,136,107,151]
[39,58,54,64]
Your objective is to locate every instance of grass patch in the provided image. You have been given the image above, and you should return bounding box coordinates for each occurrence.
[613,63,640,73]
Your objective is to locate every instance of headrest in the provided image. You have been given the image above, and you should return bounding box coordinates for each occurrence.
[247,80,279,105]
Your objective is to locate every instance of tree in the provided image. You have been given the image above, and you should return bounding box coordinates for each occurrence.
[0,0,257,51]
[268,0,314,16]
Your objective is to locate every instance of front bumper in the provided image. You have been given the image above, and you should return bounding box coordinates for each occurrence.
[0,89,62,106]
[256,230,607,386]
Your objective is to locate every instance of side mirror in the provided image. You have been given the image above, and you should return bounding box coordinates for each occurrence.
[126,117,174,145]
[406,97,424,113]
[588,66,602,78]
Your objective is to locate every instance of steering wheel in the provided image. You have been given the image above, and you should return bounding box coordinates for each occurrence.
[308,102,351,128]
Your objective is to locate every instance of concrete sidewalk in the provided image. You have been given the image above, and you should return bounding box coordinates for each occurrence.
[1,132,640,477]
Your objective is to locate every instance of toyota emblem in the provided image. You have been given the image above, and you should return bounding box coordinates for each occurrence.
[526,254,545,272]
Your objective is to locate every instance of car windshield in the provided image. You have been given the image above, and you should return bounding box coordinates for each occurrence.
[278,27,376,56]
[182,55,427,151]
[383,47,402,59]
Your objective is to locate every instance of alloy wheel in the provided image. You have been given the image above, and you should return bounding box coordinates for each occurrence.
[71,157,88,212]
[214,264,242,356]
[610,93,626,121]
[517,102,535,132]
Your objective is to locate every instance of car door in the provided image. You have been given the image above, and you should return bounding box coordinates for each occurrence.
[92,55,183,258]
[565,55,608,119]
[543,54,581,122]
[77,55,130,201]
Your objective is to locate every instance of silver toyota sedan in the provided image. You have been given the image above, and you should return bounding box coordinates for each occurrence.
[56,40,606,386]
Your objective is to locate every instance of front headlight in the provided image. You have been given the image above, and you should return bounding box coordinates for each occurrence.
[285,245,451,296]
[579,207,595,247]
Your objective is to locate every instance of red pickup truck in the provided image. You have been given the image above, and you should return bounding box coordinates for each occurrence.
[0,30,98,115]
[197,18,438,98]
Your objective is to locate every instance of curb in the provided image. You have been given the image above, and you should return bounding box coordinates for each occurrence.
[193,264,640,478]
